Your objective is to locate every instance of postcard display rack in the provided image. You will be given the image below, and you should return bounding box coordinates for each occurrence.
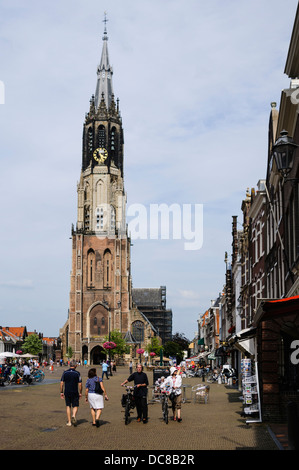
[241,359,262,423]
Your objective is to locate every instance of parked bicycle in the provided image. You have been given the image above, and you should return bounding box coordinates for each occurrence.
[121,385,136,425]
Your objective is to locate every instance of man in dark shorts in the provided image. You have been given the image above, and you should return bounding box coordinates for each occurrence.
[121,363,149,423]
[60,360,82,426]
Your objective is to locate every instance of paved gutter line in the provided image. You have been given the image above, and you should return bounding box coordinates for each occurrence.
[266,425,285,450]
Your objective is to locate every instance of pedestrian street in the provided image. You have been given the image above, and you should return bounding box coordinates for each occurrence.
[0,364,279,451]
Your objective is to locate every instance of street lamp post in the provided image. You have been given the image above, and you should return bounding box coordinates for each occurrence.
[272,130,298,179]
[269,129,299,283]
[108,309,112,376]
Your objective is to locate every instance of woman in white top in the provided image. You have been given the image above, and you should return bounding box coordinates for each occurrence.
[161,367,182,422]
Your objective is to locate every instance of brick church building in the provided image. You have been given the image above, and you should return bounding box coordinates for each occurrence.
[59,18,162,364]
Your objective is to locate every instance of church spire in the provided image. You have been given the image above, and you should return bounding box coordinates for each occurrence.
[94,12,114,110]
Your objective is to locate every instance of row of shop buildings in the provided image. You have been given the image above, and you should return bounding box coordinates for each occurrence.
[195,5,299,423]
[0,326,59,362]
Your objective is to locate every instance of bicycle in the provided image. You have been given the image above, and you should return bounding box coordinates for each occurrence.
[121,386,136,425]
[31,369,45,383]
[160,390,171,424]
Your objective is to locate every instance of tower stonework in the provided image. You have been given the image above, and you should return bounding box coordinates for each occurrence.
[65,23,133,364]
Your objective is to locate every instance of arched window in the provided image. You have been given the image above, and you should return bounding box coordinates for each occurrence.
[87,249,95,286]
[110,127,116,151]
[87,127,93,156]
[132,321,144,343]
[103,249,112,287]
[84,206,90,230]
[110,127,118,165]
[96,207,104,230]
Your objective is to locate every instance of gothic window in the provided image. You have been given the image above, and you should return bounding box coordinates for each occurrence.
[96,207,104,230]
[98,125,106,148]
[87,249,95,287]
[96,208,101,230]
[84,206,90,230]
[90,305,108,336]
[110,127,118,165]
[110,128,116,151]
[132,321,144,343]
[87,127,93,156]
[103,249,112,287]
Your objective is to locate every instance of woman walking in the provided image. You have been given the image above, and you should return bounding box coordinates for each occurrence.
[161,367,183,422]
[85,368,108,427]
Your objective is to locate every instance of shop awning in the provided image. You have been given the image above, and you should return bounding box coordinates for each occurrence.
[186,355,199,362]
[233,339,255,356]
[207,351,216,360]
[198,351,209,358]
[236,327,256,339]
[228,327,256,357]
[254,295,299,326]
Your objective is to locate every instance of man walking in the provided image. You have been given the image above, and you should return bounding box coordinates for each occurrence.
[60,360,82,426]
[102,360,109,380]
[121,363,149,423]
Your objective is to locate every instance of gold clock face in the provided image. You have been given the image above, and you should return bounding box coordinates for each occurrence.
[93,147,108,164]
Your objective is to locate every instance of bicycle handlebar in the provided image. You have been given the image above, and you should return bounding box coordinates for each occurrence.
[122,385,136,390]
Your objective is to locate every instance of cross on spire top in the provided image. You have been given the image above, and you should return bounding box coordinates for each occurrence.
[102,11,108,40]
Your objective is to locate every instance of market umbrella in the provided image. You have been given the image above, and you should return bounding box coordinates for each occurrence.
[20,353,38,358]
[0,352,21,358]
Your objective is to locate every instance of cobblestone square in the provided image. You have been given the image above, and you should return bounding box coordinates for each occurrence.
[0,365,279,451]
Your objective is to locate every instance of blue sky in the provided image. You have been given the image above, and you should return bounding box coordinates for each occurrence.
[0,0,298,339]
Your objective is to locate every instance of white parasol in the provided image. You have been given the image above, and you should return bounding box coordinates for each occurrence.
[20,353,39,358]
[0,352,21,358]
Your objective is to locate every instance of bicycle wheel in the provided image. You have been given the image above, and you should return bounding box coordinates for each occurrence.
[163,398,168,424]
[125,400,130,425]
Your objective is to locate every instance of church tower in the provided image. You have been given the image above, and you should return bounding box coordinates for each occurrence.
[67,17,132,363]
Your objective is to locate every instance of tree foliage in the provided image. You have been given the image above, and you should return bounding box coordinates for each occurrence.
[66,346,73,358]
[22,334,43,355]
[145,336,162,356]
[163,332,190,364]
[104,330,128,357]
[172,332,190,350]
